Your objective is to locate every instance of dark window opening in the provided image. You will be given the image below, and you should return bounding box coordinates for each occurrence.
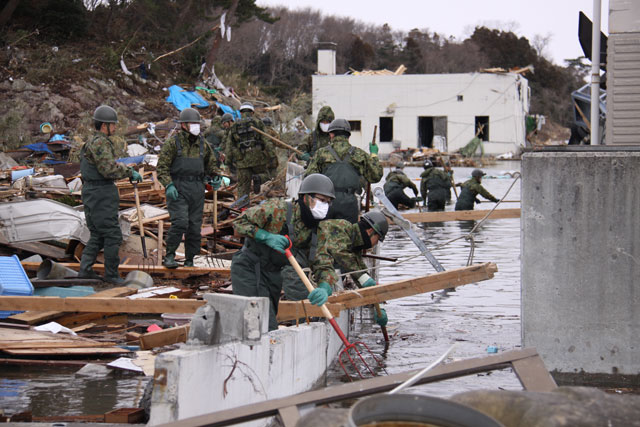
[418,116,448,150]
[475,116,489,141]
[379,117,393,142]
[348,120,362,132]
[457,95,463,102]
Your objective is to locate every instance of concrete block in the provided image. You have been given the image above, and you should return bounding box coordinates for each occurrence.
[188,293,269,346]
[522,151,640,376]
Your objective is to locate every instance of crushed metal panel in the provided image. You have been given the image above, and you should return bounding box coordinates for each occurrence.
[0,199,91,244]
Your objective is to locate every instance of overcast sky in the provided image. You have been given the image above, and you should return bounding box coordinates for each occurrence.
[256,0,610,66]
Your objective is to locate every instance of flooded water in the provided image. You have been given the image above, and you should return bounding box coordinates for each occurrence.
[328,161,524,396]
[0,162,521,417]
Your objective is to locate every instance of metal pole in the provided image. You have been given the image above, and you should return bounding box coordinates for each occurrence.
[590,0,602,145]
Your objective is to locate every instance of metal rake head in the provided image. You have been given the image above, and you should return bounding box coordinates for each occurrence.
[338,340,387,381]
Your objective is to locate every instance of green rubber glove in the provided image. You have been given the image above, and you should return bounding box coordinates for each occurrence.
[165,182,179,201]
[369,142,379,155]
[362,278,376,288]
[209,176,223,190]
[374,308,388,327]
[308,282,332,306]
[300,152,311,162]
[254,229,289,253]
[130,169,143,183]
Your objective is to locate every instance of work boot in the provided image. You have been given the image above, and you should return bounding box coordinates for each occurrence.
[184,259,194,267]
[163,253,179,269]
[78,268,102,281]
[103,275,125,286]
[252,175,261,194]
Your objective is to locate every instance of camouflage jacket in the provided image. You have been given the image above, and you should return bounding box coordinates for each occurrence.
[204,116,226,149]
[385,170,418,193]
[233,198,315,250]
[156,131,220,187]
[420,168,451,198]
[81,132,131,180]
[298,106,335,157]
[459,178,499,202]
[313,219,368,287]
[305,136,383,185]
[225,114,276,169]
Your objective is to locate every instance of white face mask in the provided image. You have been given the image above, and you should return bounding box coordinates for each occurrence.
[188,123,200,136]
[310,199,329,220]
[319,122,330,133]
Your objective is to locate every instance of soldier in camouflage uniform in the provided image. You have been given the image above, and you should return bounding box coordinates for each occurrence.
[79,105,142,285]
[205,112,233,167]
[420,160,452,211]
[225,102,277,199]
[305,118,383,223]
[157,108,222,268]
[231,174,335,330]
[312,211,390,327]
[297,105,335,163]
[455,169,499,211]
[261,116,280,172]
[383,161,419,209]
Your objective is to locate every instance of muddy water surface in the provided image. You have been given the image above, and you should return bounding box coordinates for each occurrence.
[327,162,523,396]
[1,162,522,416]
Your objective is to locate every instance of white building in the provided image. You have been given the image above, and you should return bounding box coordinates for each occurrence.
[312,46,530,156]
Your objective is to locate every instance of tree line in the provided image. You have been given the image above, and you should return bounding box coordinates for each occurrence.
[1,0,590,126]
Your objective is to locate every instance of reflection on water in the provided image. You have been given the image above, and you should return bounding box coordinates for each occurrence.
[1,163,522,415]
[328,163,524,396]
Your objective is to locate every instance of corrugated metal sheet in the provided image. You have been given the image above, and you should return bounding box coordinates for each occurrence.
[607,33,640,144]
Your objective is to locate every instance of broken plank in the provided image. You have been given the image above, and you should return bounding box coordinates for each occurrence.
[140,324,190,350]
[277,263,497,320]
[0,296,207,314]
[4,347,129,356]
[6,287,135,325]
[19,262,230,279]
[1,341,117,349]
[403,208,520,223]
[276,302,345,322]
[327,263,497,309]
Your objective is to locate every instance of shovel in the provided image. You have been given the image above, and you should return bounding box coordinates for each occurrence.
[282,236,385,381]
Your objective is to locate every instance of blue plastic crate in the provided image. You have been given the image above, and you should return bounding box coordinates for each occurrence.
[0,255,34,318]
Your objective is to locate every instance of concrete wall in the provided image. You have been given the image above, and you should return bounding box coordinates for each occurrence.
[149,314,350,426]
[312,73,529,155]
[522,151,640,375]
[606,0,640,145]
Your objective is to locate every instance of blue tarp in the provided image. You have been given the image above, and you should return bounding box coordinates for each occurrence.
[23,143,53,154]
[49,134,67,142]
[116,155,145,164]
[166,85,209,111]
[216,102,240,120]
[42,159,67,165]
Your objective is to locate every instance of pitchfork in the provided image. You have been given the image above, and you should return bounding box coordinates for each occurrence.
[282,236,385,381]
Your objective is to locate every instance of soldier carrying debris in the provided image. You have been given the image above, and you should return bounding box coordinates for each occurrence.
[383,161,419,209]
[78,105,142,285]
[157,108,223,269]
[455,169,499,211]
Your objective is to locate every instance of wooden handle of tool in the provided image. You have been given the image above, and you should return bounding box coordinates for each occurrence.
[213,190,218,230]
[284,249,333,320]
[251,126,304,155]
[133,183,145,236]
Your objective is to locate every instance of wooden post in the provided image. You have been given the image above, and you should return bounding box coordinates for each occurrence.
[157,221,164,266]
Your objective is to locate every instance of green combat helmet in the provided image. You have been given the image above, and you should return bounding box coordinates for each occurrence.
[327,118,351,135]
[221,113,234,123]
[298,173,335,199]
[93,105,118,123]
[472,169,486,178]
[178,108,201,123]
[361,210,389,241]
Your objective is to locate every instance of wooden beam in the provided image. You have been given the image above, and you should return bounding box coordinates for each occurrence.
[19,262,230,279]
[5,287,136,325]
[276,263,496,321]
[403,208,520,223]
[140,325,190,350]
[0,296,206,314]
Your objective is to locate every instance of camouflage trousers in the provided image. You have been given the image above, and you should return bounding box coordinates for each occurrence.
[237,165,275,199]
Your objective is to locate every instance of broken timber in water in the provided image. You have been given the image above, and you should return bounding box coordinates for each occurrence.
[0,263,496,321]
[403,208,520,223]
